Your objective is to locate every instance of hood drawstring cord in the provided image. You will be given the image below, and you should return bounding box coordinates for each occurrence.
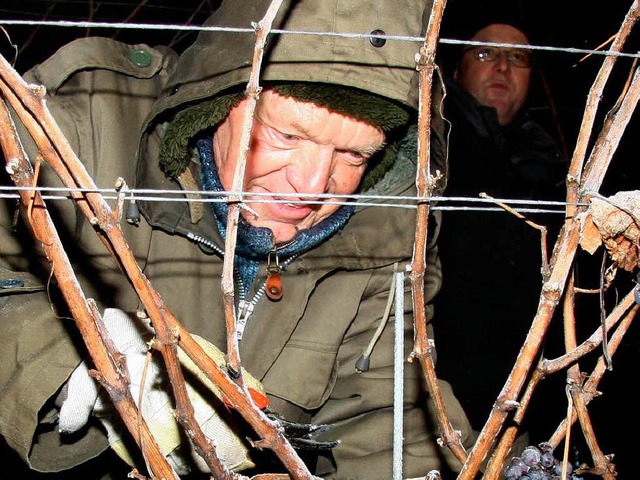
[356,262,399,373]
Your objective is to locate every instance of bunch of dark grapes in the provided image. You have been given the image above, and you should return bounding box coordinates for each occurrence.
[504,442,583,480]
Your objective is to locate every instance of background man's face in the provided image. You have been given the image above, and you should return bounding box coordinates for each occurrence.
[455,24,532,126]
[213,90,385,243]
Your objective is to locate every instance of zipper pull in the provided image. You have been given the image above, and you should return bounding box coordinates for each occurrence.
[236,299,254,340]
[266,249,283,301]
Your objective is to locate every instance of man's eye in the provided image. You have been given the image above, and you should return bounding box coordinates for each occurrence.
[279,131,300,141]
[339,149,369,165]
[476,47,495,60]
[511,51,528,62]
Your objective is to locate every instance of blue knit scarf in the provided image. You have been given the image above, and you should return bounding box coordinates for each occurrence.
[197,137,354,290]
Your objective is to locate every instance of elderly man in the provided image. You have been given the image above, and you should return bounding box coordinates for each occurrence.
[0,1,477,479]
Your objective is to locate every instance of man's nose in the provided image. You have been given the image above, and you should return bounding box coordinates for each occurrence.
[288,147,333,199]
[494,51,512,72]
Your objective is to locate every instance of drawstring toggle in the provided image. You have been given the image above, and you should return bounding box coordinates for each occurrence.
[266,250,283,301]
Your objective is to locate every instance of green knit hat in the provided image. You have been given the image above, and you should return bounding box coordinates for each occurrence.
[158,83,412,179]
[272,83,411,132]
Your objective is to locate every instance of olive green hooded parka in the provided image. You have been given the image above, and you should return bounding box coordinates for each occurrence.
[0,1,476,478]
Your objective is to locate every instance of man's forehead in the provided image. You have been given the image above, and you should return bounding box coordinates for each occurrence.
[472,24,529,45]
[255,92,385,150]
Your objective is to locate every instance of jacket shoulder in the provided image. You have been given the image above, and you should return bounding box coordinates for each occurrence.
[24,36,177,93]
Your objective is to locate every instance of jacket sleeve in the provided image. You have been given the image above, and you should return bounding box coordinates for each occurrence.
[0,37,173,472]
[0,267,110,471]
[309,213,478,479]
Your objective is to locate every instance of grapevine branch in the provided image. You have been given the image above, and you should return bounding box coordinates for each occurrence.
[221,0,284,382]
[410,0,472,467]
[0,94,177,480]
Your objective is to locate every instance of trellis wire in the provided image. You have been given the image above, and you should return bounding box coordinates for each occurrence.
[2,18,640,60]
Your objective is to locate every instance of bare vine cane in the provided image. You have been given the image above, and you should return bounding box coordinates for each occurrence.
[0,100,177,480]
[0,43,317,480]
[409,0,471,469]
[459,2,640,478]
[484,276,638,479]
[547,288,639,478]
[219,0,283,392]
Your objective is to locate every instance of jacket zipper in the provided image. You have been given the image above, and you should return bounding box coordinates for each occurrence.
[186,231,298,340]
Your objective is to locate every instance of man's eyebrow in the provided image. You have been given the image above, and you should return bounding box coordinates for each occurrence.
[287,118,313,137]
[354,142,387,155]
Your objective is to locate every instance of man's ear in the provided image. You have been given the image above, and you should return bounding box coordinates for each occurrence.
[453,67,459,81]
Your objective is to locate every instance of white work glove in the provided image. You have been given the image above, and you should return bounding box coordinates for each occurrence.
[59,308,264,474]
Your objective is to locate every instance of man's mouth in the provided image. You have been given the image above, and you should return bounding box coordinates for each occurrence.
[274,196,300,208]
[488,82,508,90]
[268,197,316,219]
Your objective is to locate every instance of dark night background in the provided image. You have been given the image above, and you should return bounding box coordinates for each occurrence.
[0,1,638,478]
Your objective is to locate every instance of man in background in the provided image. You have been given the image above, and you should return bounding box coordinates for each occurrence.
[433,12,566,434]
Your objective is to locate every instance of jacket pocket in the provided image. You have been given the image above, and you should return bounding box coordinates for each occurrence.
[262,339,338,410]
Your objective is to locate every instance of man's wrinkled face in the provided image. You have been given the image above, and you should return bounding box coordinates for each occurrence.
[454,24,532,126]
[212,89,385,244]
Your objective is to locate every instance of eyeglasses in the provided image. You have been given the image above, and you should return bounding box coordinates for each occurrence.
[463,46,533,68]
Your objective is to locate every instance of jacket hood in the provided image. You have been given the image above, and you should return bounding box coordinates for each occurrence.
[146,0,434,128]
[135,0,441,244]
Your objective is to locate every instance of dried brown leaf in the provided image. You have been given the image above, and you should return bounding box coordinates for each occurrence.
[580,191,640,271]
